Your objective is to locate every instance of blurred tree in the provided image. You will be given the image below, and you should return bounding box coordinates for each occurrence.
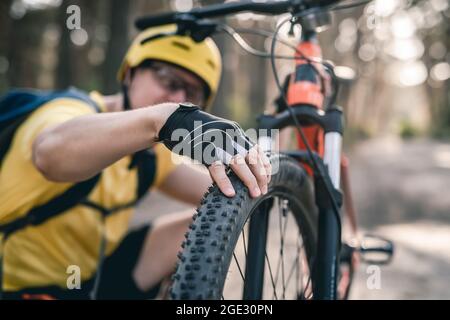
[7,5,56,88]
[210,32,233,120]
[131,0,170,32]
[1,0,448,138]
[247,21,269,127]
[0,0,14,91]
[425,14,450,138]
[198,0,235,120]
[102,0,130,94]
[57,0,73,89]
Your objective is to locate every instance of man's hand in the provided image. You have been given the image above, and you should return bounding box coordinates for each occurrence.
[157,104,271,198]
[208,145,271,198]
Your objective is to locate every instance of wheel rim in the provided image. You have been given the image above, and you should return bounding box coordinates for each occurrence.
[221,194,315,300]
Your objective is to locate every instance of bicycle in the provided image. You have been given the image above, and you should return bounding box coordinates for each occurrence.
[136,0,394,300]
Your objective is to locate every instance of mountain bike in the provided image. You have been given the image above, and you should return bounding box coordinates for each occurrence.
[136,0,394,300]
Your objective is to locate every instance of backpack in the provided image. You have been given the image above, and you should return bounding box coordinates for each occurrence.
[0,87,156,237]
[0,88,158,299]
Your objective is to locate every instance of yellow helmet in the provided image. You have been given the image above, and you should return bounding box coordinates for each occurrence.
[118,25,222,108]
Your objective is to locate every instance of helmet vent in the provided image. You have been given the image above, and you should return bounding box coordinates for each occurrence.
[207,59,215,70]
[171,41,190,51]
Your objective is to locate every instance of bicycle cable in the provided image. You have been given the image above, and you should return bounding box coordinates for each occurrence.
[215,14,347,258]
[330,0,372,11]
[214,16,343,289]
[270,16,343,254]
[219,25,340,107]
[216,15,344,266]
[267,0,376,264]
[213,0,371,275]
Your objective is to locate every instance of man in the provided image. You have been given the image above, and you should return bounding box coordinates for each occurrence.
[0,25,270,299]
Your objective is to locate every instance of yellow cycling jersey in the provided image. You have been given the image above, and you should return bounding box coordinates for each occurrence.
[0,92,178,291]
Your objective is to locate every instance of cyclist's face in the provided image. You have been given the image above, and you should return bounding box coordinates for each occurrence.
[128,61,206,109]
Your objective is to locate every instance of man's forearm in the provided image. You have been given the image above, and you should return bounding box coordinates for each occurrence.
[32,103,178,182]
[159,164,212,206]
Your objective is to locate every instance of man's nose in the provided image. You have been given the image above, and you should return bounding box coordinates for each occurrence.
[168,88,187,103]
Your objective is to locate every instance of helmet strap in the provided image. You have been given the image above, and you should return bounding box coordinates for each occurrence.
[121,83,131,111]
[121,68,133,111]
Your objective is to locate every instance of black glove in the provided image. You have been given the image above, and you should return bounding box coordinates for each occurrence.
[158,103,254,166]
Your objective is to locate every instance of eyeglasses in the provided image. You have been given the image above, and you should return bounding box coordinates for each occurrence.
[150,63,206,106]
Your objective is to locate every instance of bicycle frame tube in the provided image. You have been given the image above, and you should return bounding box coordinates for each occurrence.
[243,200,272,300]
[316,112,343,300]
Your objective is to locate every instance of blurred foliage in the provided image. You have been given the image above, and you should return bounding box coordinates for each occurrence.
[399,120,421,139]
[0,0,448,139]
[343,125,373,146]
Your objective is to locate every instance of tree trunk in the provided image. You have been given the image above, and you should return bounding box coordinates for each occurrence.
[102,0,130,94]
[0,0,14,91]
[56,0,73,89]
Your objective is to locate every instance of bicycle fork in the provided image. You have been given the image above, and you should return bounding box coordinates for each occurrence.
[257,105,345,300]
[286,106,344,300]
[313,113,343,300]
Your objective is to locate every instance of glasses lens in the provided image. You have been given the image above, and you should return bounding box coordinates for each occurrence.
[152,64,205,106]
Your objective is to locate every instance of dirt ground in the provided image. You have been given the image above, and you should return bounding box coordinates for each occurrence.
[347,138,450,299]
[133,137,450,300]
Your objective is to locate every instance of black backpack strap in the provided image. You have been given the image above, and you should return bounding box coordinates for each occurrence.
[0,113,30,165]
[137,149,157,200]
[0,174,101,238]
[129,149,157,201]
[76,149,158,218]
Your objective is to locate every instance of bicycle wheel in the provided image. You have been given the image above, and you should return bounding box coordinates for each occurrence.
[170,154,318,300]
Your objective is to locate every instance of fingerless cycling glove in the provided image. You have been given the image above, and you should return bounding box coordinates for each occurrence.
[158,103,254,166]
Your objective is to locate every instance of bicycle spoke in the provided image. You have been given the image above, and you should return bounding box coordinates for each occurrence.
[263,219,278,300]
[272,198,290,298]
[296,234,301,297]
[274,198,289,298]
[264,251,278,300]
[284,257,298,288]
[227,195,313,300]
[242,225,248,260]
[280,202,290,299]
[304,255,315,299]
[306,283,314,299]
[273,199,284,290]
[284,230,303,292]
[285,237,304,295]
[281,200,290,235]
[233,252,245,282]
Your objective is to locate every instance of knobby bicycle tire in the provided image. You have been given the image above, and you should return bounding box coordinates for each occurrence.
[170,154,319,300]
